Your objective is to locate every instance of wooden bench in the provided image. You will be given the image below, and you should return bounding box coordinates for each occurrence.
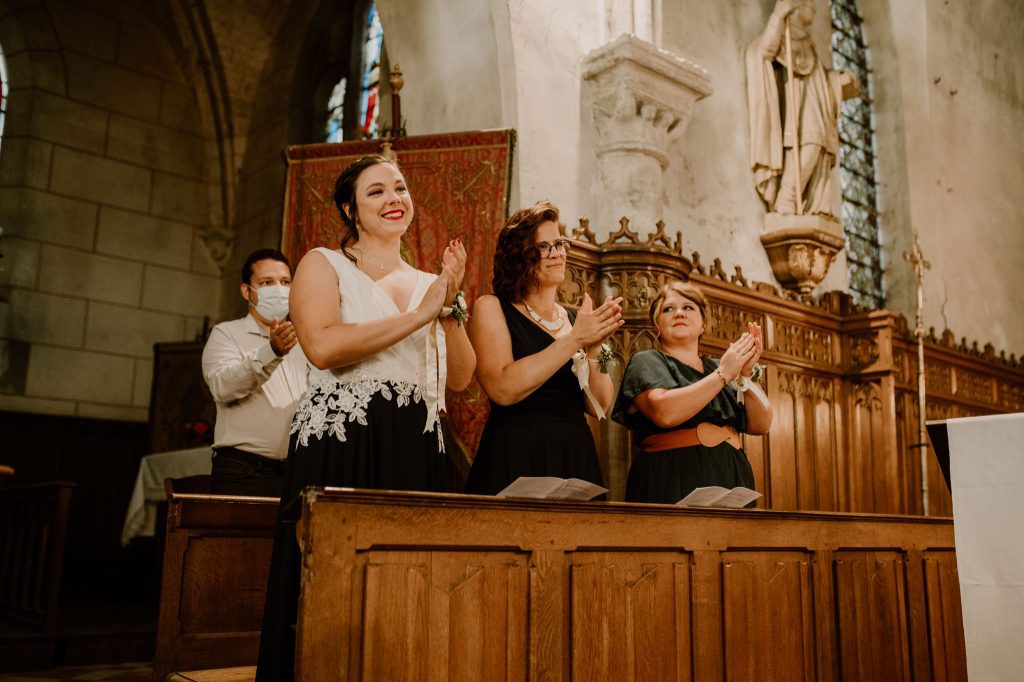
[0,481,74,634]
[153,482,278,681]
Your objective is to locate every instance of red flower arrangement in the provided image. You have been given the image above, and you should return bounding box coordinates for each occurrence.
[182,420,213,446]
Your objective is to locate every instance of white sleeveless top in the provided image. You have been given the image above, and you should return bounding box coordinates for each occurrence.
[290,247,447,450]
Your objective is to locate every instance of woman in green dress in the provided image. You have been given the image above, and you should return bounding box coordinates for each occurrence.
[612,280,772,504]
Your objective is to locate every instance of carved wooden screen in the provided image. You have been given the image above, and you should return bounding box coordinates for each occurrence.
[560,220,1024,514]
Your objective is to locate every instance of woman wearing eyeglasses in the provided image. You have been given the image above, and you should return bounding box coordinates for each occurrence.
[464,201,623,495]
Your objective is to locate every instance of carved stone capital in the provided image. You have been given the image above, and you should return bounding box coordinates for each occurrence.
[583,35,712,154]
[760,213,845,294]
[583,34,712,236]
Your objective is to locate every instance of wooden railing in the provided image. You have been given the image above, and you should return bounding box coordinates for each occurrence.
[562,221,1024,514]
[295,489,966,681]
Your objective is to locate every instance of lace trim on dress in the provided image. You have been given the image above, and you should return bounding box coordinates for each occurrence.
[291,373,432,448]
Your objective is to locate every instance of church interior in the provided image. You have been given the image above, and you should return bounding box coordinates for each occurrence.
[1,0,1022,679]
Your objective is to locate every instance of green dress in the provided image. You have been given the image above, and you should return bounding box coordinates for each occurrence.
[612,350,754,504]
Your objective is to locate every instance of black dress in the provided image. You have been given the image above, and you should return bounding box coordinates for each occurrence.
[612,350,754,504]
[464,297,604,495]
[256,247,449,681]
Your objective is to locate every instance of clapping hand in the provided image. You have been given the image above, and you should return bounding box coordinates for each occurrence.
[719,332,758,381]
[740,321,764,377]
[441,238,466,306]
[417,269,450,324]
[269,320,298,356]
[571,294,624,348]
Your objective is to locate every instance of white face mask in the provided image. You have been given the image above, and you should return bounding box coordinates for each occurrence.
[248,283,290,321]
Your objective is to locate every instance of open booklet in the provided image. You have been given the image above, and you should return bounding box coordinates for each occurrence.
[496,477,608,501]
[675,486,761,508]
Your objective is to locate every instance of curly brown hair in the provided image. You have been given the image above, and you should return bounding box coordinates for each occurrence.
[492,200,561,302]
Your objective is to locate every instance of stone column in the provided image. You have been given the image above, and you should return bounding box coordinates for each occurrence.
[582,34,711,236]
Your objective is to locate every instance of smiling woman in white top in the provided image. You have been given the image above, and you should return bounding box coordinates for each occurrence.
[256,154,476,681]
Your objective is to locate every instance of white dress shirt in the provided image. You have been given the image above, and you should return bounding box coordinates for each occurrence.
[201,314,309,460]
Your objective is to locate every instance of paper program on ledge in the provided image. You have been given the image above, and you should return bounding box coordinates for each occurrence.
[676,486,761,508]
[496,477,608,501]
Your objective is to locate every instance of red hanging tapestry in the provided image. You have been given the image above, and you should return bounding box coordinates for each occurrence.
[281,130,515,465]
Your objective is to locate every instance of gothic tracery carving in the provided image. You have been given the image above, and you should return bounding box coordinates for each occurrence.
[562,212,1022,516]
[848,334,880,370]
[773,321,835,366]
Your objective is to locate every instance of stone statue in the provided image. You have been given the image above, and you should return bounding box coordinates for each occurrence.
[746,0,857,217]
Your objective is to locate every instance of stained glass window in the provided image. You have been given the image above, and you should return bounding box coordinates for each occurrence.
[358,3,383,138]
[0,42,8,154]
[830,0,884,309]
[321,2,383,143]
[325,78,347,143]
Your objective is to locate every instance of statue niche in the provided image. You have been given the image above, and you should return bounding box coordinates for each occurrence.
[746,0,859,293]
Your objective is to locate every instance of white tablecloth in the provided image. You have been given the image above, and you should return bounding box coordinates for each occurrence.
[121,447,212,546]
[947,412,1024,681]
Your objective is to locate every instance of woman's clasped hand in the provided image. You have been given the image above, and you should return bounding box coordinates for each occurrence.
[570,293,624,350]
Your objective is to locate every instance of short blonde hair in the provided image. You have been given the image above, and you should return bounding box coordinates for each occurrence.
[648,280,709,337]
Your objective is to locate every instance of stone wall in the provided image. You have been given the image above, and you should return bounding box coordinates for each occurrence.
[862,0,1024,352]
[0,0,220,421]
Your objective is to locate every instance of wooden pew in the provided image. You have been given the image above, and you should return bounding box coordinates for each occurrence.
[153,483,277,681]
[0,481,74,633]
[294,488,966,681]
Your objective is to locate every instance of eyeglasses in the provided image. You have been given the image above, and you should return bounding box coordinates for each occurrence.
[535,239,572,258]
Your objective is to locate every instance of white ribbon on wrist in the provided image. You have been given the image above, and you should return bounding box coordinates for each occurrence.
[571,349,606,420]
[420,318,447,452]
[727,374,769,408]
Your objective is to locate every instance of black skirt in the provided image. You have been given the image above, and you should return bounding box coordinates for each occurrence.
[256,389,447,681]
[464,411,604,495]
[625,442,754,504]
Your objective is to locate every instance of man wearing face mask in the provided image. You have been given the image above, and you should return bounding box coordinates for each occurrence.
[201,248,309,496]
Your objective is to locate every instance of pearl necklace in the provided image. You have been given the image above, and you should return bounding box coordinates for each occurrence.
[525,302,564,331]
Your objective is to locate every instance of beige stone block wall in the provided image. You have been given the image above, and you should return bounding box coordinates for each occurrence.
[0,236,40,288]
[25,346,135,403]
[0,2,221,423]
[0,289,86,347]
[0,187,98,248]
[96,208,194,269]
[49,146,153,211]
[141,266,221,319]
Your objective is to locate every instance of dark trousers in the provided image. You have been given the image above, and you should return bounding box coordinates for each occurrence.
[211,447,285,497]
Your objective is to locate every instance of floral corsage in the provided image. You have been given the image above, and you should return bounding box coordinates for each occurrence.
[748,362,765,383]
[441,290,469,325]
[728,363,768,407]
[595,342,614,374]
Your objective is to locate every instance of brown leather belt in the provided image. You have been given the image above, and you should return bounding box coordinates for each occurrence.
[640,423,741,452]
